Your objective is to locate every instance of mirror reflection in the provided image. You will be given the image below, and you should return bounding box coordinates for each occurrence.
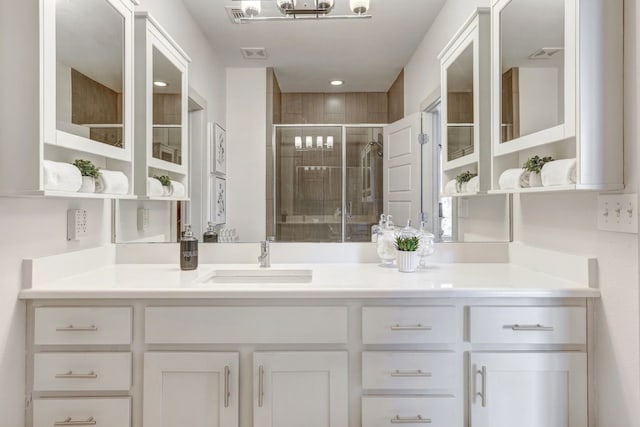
[446,43,474,161]
[56,0,124,148]
[500,0,565,143]
[152,47,183,165]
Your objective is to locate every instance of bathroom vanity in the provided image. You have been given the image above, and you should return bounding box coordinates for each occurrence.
[20,245,597,427]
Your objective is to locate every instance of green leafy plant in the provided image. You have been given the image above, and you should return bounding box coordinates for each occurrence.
[455,171,477,185]
[394,236,420,252]
[154,175,171,187]
[523,155,554,174]
[73,159,100,179]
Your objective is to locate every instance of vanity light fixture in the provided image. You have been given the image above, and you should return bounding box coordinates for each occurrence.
[327,136,334,149]
[316,136,323,148]
[153,80,168,87]
[305,136,313,149]
[350,0,370,14]
[295,136,302,149]
[241,0,261,17]
[330,80,344,86]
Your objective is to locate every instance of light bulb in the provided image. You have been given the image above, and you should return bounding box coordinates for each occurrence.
[318,0,335,11]
[316,136,323,148]
[326,136,334,149]
[276,0,295,11]
[350,0,369,14]
[294,136,302,149]
[305,136,313,149]
[241,1,261,17]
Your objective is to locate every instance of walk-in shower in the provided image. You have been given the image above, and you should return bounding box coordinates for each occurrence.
[270,125,384,242]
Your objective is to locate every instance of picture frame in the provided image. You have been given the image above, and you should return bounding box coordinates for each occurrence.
[214,123,226,175]
[214,176,226,225]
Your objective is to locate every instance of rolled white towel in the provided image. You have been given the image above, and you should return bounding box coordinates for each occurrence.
[43,160,82,192]
[95,170,129,194]
[443,179,458,195]
[498,168,530,190]
[466,176,480,193]
[170,180,186,198]
[147,177,164,197]
[541,158,577,186]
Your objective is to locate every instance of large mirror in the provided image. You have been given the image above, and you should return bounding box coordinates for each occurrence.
[500,0,565,143]
[56,0,125,148]
[446,44,474,162]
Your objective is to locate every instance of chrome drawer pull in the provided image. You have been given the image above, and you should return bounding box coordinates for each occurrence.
[510,324,554,332]
[258,365,264,408]
[391,415,431,424]
[390,324,432,331]
[477,366,487,407]
[224,366,231,408]
[54,417,96,426]
[390,370,432,377]
[55,325,98,332]
[54,371,98,379]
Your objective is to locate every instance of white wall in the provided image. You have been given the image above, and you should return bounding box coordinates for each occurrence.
[0,1,227,425]
[226,68,267,242]
[405,1,640,425]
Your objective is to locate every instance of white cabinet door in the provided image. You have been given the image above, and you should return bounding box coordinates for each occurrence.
[253,351,348,427]
[143,352,239,427]
[470,352,587,427]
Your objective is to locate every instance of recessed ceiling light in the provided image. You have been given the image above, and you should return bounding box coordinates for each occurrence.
[330,80,344,86]
[153,80,168,87]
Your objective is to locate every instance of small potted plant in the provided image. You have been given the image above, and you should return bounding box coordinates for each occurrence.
[455,171,477,193]
[523,155,554,187]
[73,159,100,193]
[394,235,420,273]
[154,175,172,196]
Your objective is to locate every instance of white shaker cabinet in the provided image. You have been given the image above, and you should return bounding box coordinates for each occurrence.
[143,352,239,427]
[470,352,587,427]
[253,351,348,427]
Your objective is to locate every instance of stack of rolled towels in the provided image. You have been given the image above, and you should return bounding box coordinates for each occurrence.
[498,158,577,190]
[443,175,480,195]
[147,177,186,198]
[43,160,129,194]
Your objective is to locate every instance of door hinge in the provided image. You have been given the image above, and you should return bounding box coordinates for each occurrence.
[418,133,429,145]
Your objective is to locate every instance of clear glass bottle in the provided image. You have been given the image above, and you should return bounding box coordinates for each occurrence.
[180,225,198,271]
[417,221,436,269]
[203,222,218,243]
[371,214,386,243]
[377,215,397,265]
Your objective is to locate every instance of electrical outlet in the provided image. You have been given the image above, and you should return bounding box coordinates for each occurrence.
[67,209,88,240]
[597,194,638,234]
[138,208,150,231]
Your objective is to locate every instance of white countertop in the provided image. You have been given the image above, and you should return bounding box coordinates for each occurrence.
[19,263,600,299]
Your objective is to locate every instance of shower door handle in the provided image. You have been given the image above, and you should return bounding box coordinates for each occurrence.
[347,201,353,218]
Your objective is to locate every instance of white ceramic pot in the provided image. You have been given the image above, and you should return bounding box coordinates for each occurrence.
[162,185,172,197]
[529,172,543,187]
[79,176,95,193]
[396,251,419,273]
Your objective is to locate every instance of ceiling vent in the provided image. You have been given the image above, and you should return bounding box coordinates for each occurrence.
[528,47,564,60]
[241,47,268,60]
[225,7,246,24]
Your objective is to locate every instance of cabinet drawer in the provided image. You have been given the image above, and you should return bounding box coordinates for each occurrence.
[470,306,586,344]
[33,398,130,427]
[362,307,458,344]
[145,306,347,344]
[34,307,132,345]
[362,397,456,427]
[34,353,131,391]
[362,352,457,390]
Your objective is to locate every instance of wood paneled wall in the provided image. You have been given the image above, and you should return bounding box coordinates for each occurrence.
[71,69,121,125]
[279,92,389,125]
[387,70,404,123]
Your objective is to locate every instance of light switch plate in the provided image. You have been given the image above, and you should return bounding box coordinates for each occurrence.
[67,209,88,240]
[597,194,638,234]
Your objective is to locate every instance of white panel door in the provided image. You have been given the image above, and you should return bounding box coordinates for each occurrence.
[470,352,587,427]
[143,352,239,427]
[383,113,422,226]
[253,351,348,427]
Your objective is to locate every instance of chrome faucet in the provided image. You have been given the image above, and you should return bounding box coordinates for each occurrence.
[258,238,273,268]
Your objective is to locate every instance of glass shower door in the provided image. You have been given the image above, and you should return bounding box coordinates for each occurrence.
[345,127,384,242]
[275,126,343,242]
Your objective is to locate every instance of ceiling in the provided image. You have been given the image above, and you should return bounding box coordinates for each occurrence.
[181,0,447,92]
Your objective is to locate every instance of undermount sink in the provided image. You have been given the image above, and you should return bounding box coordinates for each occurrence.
[203,268,313,284]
